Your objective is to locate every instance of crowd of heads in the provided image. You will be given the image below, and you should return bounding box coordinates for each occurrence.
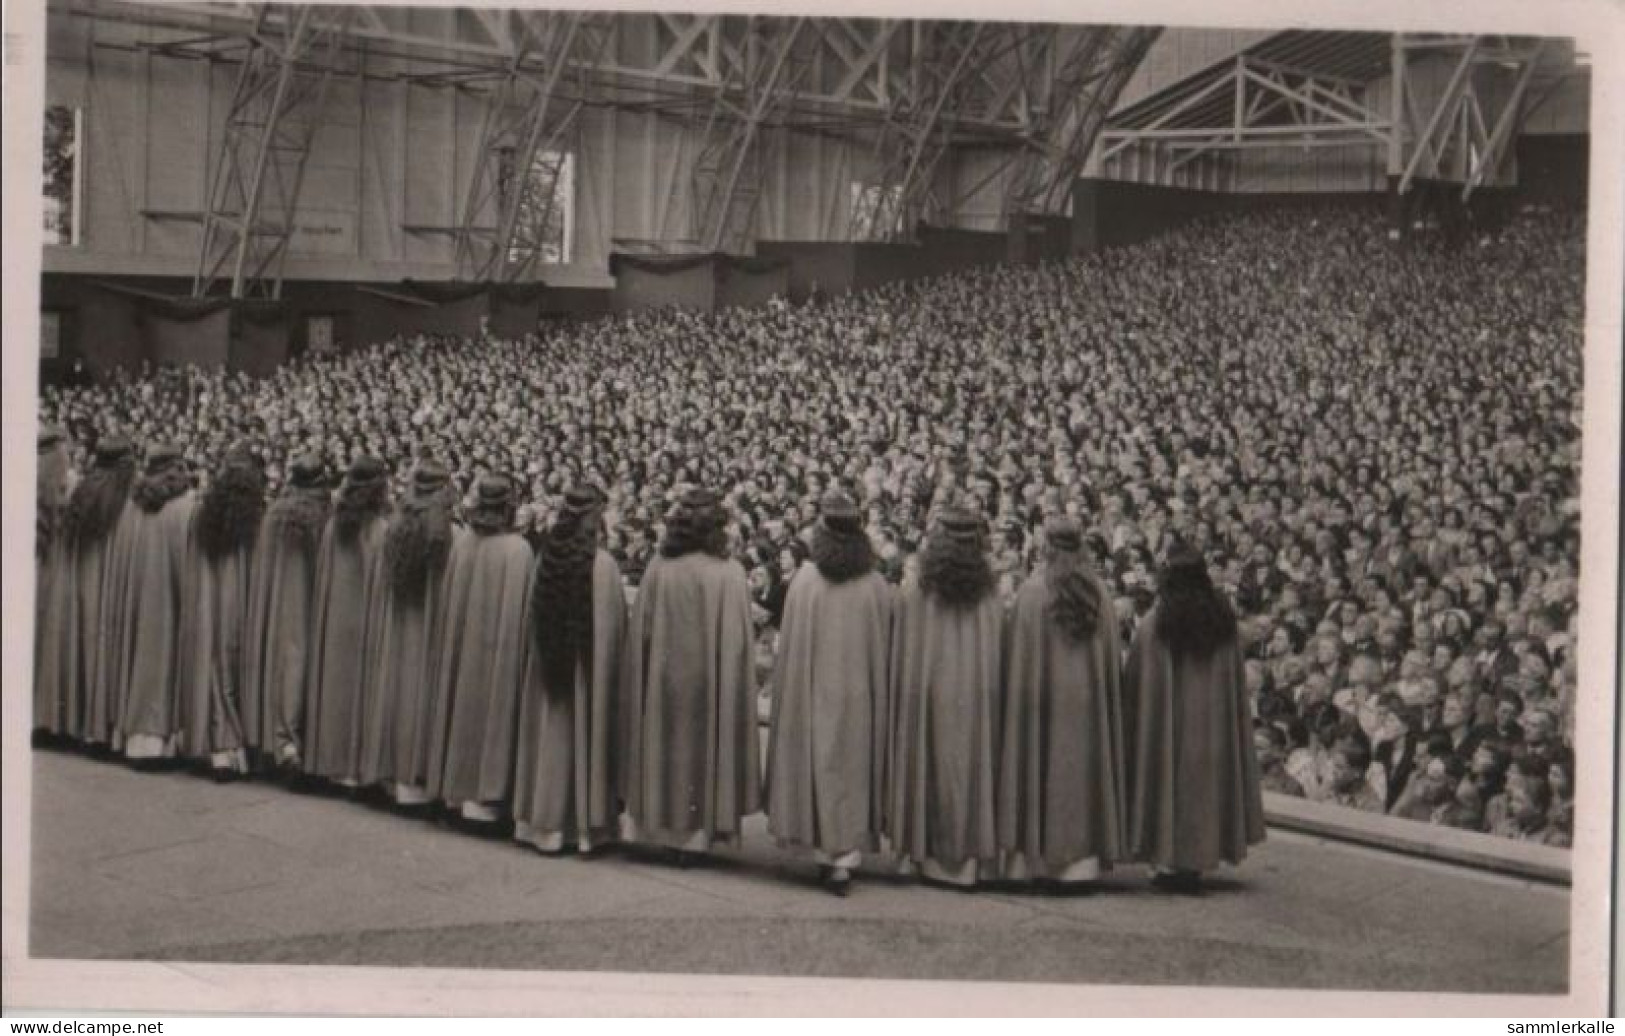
[37,198,1585,845]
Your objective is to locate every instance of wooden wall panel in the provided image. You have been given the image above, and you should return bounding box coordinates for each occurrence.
[41,7,1588,289]
[42,8,916,286]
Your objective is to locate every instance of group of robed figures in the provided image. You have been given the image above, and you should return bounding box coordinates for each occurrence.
[34,433,1265,896]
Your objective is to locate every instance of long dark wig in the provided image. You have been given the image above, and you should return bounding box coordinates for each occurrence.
[660,489,729,559]
[333,464,391,544]
[919,511,994,608]
[62,448,137,547]
[531,494,603,694]
[810,515,875,583]
[196,454,267,561]
[132,455,192,513]
[382,474,455,602]
[1155,547,1239,659]
[1045,539,1104,643]
[265,484,332,555]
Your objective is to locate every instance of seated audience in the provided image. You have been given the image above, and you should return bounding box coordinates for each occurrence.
[35,201,1583,850]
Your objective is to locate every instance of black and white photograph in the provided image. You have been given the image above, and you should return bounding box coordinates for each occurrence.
[1,0,1619,1017]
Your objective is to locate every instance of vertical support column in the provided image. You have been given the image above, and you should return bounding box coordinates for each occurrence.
[1397,36,1479,194]
[1386,32,1408,239]
[999,27,1160,230]
[691,17,808,254]
[489,15,583,279]
[454,11,606,282]
[1387,33,1405,177]
[1462,40,1544,201]
[888,22,983,239]
[1389,34,1542,231]
[1233,56,1246,143]
[193,5,353,300]
[854,20,991,241]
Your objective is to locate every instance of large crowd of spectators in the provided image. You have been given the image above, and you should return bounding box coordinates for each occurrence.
[37,200,1585,848]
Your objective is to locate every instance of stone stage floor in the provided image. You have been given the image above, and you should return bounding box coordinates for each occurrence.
[26,747,1569,993]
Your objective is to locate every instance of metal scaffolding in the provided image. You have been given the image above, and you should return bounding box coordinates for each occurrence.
[82,3,1093,139]
[1000,25,1160,220]
[1099,48,1393,185]
[851,21,997,240]
[192,5,353,299]
[74,3,1294,267]
[687,16,810,254]
[1389,34,1549,201]
[451,10,611,282]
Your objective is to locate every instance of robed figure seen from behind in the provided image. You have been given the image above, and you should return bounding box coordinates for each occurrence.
[998,516,1127,887]
[303,454,392,785]
[514,485,628,853]
[360,461,462,806]
[35,435,138,749]
[241,453,330,769]
[620,486,759,862]
[426,475,534,826]
[1123,540,1266,893]
[119,444,200,763]
[32,425,74,740]
[178,444,266,777]
[887,506,1004,888]
[765,489,893,895]
[34,425,73,569]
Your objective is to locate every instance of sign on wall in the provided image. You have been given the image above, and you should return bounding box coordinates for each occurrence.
[288,212,358,257]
